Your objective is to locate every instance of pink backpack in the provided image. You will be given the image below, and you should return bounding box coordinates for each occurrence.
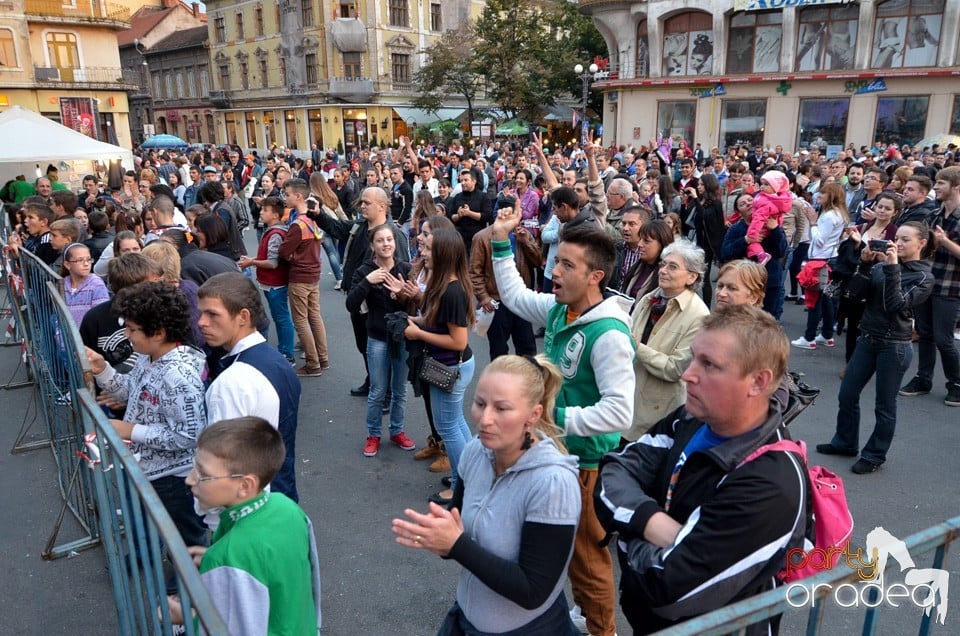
[740,439,854,582]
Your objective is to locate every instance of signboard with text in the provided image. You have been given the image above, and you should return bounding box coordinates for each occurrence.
[59,97,99,140]
[734,0,846,10]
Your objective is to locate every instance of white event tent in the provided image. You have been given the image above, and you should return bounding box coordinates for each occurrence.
[0,106,134,187]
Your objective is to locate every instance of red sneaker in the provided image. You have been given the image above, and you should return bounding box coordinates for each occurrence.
[363,436,381,457]
[390,432,416,451]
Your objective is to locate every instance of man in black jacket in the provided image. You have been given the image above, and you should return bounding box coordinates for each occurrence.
[897,175,938,226]
[595,305,808,635]
[447,168,492,258]
[312,186,409,395]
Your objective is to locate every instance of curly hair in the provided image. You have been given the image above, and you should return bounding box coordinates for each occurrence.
[112,281,191,343]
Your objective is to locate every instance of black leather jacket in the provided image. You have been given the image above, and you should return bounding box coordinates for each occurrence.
[849,260,933,342]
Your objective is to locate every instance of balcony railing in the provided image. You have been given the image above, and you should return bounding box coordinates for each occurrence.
[328,77,375,101]
[25,0,130,23]
[34,66,132,85]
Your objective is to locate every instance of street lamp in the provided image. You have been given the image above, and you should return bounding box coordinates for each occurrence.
[574,62,598,147]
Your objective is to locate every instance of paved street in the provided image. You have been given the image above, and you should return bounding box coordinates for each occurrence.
[1,267,958,635]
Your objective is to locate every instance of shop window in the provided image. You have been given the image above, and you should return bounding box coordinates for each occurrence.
[720,100,767,150]
[657,101,696,148]
[797,98,849,152]
[872,0,943,69]
[875,96,928,147]
[796,6,859,71]
[727,12,782,74]
[662,12,713,76]
[951,96,960,136]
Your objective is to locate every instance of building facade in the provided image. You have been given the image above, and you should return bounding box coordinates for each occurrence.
[118,0,208,145]
[581,0,960,153]
[204,0,482,153]
[0,0,136,147]
[143,27,217,145]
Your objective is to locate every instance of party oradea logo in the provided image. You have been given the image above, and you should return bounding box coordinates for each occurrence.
[783,527,949,624]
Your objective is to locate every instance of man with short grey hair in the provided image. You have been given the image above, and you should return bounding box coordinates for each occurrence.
[605,178,642,240]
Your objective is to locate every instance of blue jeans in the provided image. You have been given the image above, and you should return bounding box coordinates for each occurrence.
[322,234,343,281]
[263,286,295,360]
[366,337,408,437]
[804,292,836,341]
[429,356,475,490]
[831,336,912,464]
[914,295,960,389]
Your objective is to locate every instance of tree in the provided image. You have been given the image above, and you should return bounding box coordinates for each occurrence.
[412,24,484,126]
[472,0,606,121]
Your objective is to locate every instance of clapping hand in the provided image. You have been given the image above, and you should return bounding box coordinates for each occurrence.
[366,267,389,285]
[392,502,464,557]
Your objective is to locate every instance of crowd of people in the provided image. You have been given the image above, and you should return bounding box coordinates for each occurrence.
[2,130,959,634]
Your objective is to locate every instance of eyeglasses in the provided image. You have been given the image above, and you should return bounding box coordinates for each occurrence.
[67,257,94,264]
[659,261,688,272]
[189,464,244,483]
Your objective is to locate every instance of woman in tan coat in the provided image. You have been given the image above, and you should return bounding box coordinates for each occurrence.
[625,239,710,442]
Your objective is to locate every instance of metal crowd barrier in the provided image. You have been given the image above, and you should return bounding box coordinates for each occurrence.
[78,390,228,635]
[7,248,227,632]
[15,250,100,558]
[652,515,960,636]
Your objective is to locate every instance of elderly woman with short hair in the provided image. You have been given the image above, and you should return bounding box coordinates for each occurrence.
[625,239,710,442]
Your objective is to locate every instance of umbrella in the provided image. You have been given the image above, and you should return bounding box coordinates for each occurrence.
[495,118,532,136]
[141,133,189,149]
[910,134,960,151]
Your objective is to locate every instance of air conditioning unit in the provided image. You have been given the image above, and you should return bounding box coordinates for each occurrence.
[35,67,61,81]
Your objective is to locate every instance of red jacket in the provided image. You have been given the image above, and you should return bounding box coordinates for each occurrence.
[278,216,322,284]
[256,225,290,287]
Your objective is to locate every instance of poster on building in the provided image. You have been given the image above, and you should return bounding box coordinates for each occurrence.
[663,33,688,76]
[688,31,714,75]
[59,97,99,140]
[734,0,845,10]
[754,25,782,72]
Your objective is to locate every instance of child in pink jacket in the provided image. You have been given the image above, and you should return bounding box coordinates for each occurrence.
[748,170,793,265]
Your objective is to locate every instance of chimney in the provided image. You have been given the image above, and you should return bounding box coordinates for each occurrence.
[161,0,177,7]
[192,2,200,18]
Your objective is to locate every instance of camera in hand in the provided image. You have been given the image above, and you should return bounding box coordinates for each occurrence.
[868,239,890,252]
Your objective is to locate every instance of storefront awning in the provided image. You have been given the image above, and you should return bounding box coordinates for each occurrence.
[392,107,465,126]
[331,18,367,53]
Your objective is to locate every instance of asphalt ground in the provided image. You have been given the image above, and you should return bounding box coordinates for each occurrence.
[1,265,958,635]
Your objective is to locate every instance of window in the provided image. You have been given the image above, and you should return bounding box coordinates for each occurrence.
[239,61,249,89]
[430,3,442,31]
[872,0,943,69]
[236,12,245,39]
[343,52,361,79]
[275,5,281,30]
[797,98,849,151]
[259,58,268,88]
[305,53,319,84]
[952,96,960,136]
[391,53,411,89]
[727,12,782,74]
[662,12,713,76]
[875,96,928,146]
[656,101,696,148]
[200,68,209,95]
[45,32,79,69]
[187,69,196,98]
[175,71,185,98]
[302,0,313,27]
[720,100,767,150]
[388,0,408,27]
[214,16,226,43]
[218,64,230,90]
[165,74,174,99]
[153,72,162,99]
[635,20,649,77]
[0,28,18,68]
[255,5,264,36]
[340,2,357,18]
[797,6,859,71]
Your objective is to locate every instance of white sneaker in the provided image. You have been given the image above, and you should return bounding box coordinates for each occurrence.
[815,335,835,347]
[791,337,817,350]
[569,604,589,634]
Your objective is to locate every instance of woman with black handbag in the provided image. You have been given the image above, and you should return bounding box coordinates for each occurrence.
[403,227,476,505]
[816,221,933,474]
